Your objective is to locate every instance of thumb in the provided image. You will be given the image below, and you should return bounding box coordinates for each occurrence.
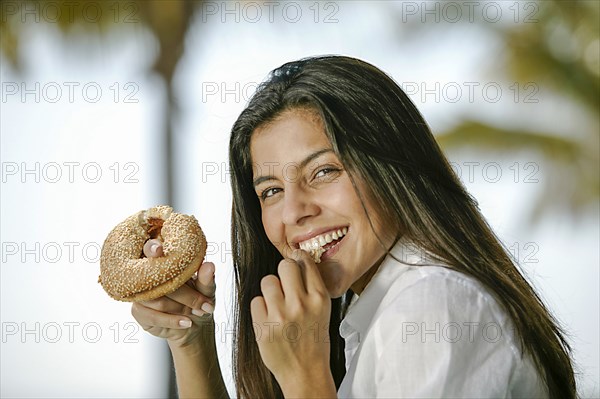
[194,261,216,299]
[143,239,163,258]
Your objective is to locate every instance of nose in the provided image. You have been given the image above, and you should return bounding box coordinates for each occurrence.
[281,185,319,226]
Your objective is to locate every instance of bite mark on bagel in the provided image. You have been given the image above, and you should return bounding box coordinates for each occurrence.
[147,217,164,239]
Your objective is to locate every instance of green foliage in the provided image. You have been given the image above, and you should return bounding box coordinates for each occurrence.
[0,0,199,80]
[434,0,599,220]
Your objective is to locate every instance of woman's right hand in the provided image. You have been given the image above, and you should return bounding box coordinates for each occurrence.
[131,259,217,349]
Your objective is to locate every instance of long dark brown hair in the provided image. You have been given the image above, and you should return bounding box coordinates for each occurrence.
[228,55,577,398]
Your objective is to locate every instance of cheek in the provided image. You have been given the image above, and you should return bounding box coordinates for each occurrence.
[322,177,357,207]
[331,183,366,222]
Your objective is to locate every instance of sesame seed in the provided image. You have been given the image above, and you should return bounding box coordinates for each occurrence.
[99,206,207,301]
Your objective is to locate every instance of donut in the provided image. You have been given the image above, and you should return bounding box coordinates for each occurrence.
[98,205,207,302]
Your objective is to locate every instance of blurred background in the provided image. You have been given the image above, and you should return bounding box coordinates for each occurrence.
[1,0,598,397]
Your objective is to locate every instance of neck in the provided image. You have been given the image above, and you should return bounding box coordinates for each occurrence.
[350,251,387,295]
[350,235,401,295]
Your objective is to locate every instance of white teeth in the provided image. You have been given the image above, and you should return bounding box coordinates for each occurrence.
[297,227,348,263]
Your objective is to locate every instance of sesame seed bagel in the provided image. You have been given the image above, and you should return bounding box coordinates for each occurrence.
[99,205,207,302]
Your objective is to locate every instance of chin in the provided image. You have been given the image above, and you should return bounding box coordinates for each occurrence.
[322,278,350,299]
[318,263,349,298]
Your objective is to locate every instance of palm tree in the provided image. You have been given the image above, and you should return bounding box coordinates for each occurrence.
[1,1,204,396]
[399,0,599,221]
[1,0,202,207]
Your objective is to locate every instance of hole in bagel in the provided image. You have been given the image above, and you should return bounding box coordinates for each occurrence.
[141,217,164,258]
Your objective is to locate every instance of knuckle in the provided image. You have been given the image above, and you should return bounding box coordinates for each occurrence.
[266,310,284,324]
[308,291,328,306]
[196,281,216,297]
[147,313,161,329]
[261,274,279,289]
[287,301,306,318]
[250,296,261,308]
[131,302,149,319]
[154,299,170,313]
[277,260,295,274]
[190,294,204,310]
[280,257,296,266]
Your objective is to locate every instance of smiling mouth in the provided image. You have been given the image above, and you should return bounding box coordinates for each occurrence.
[298,227,348,263]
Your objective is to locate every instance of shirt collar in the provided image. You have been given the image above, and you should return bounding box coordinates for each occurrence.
[339,237,428,339]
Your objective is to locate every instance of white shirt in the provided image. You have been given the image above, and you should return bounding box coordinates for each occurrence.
[337,239,548,398]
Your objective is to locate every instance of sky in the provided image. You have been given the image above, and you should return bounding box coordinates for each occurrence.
[1,1,598,397]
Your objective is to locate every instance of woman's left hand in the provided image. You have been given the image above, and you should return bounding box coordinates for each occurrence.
[250,249,337,397]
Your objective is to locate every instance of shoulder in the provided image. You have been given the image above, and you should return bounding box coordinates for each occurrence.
[357,263,546,397]
[384,263,507,318]
[345,254,548,397]
[374,262,522,355]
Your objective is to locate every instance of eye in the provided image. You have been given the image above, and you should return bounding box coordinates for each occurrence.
[314,166,341,181]
[259,187,282,201]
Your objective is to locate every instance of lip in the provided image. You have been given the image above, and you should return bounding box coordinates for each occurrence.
[320,232,346,261]
[290,225,349,249]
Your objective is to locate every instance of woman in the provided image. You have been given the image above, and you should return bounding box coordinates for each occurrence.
[132,55,577,398]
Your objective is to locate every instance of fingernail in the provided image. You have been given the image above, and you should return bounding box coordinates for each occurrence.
[201,302,214,314]
[179,319,192,328]
[191,308,205,317]
[206,262,215,274]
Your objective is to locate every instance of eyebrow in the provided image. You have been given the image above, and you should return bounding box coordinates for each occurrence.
[252,148,333,188]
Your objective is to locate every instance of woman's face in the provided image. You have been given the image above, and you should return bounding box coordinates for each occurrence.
[250,108,395,298]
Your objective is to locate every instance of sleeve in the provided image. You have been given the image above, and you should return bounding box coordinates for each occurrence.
[371,273,520,399]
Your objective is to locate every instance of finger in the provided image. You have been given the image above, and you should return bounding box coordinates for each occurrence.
[260,274,285,314]
[166,283,214,315]
[131,302,192,330]
[195,261,216,298]
[277,258,307,298]
[143,239,164,258]
[250,295,267,323]
[140,296,187,315]
[289,249,327,294]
